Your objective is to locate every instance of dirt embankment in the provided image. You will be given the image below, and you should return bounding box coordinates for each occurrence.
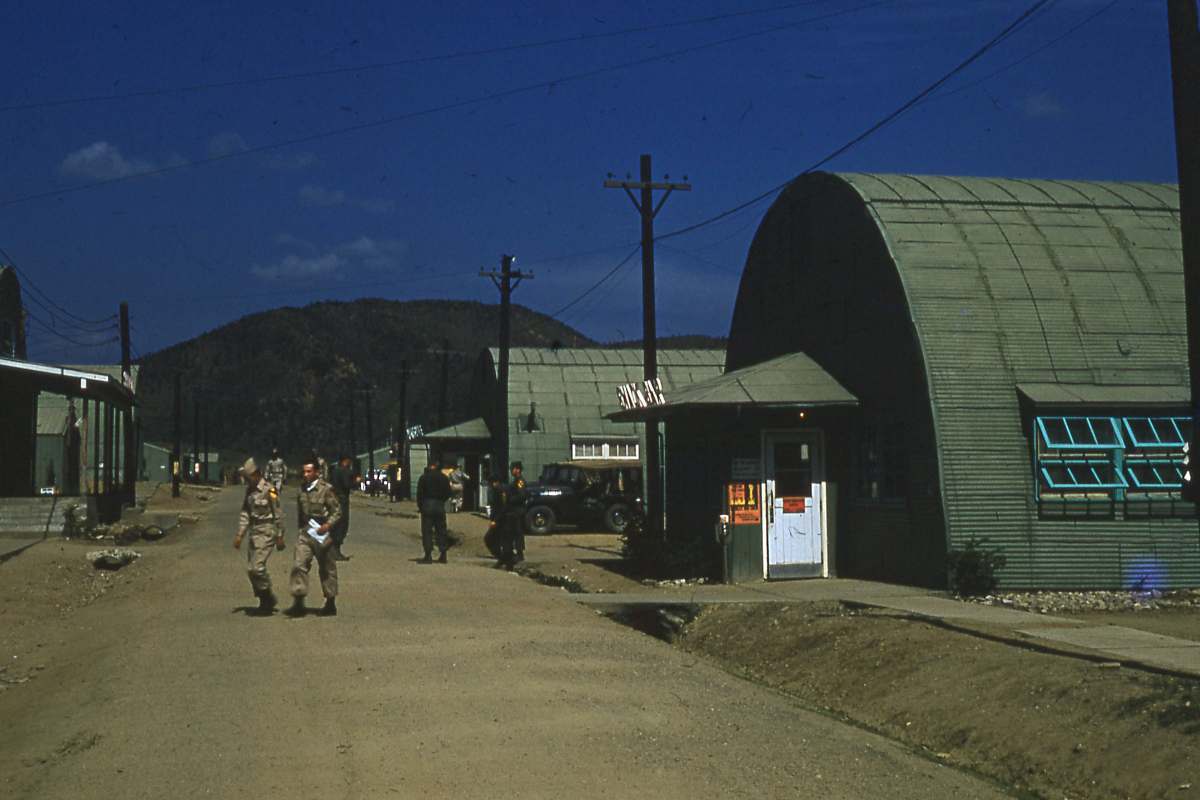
[679,602,1199,800]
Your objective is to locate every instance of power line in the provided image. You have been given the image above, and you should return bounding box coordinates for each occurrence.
[26,311,120,348]
[0,247,119,327]
[0,0,853,114]
[0,0,892,210]
[923,0,1120,106]
[655,0,1057,244]
[548,245,641,319]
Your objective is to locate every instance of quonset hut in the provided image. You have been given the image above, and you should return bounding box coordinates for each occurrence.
[619,172,1196,589]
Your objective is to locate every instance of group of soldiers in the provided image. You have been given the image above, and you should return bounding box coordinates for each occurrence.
[234,448,536,616]
[234,448,354,617]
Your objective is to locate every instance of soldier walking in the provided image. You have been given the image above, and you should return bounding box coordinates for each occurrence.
[232,458,285,615]
[416,457,452,563]
[265,448,287,493]
[330,454,356,561]
[287,456,343,617]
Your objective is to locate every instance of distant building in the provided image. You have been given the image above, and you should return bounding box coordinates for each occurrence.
[419,347,725,509]
[617,172,1196,590]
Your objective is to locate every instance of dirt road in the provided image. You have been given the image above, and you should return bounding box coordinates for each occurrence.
[1,490,1010,799]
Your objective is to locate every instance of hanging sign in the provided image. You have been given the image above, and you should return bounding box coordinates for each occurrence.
[405,424,424,440]
[616,378,666,410]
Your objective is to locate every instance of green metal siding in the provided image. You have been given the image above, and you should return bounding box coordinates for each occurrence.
[729,172,1199,589]
[479,348,725,483]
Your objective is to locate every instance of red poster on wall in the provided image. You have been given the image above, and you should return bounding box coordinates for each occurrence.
[781,497,807,513]
[732,508,761,525]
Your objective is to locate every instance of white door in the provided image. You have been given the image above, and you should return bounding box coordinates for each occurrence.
[764,433,823,579]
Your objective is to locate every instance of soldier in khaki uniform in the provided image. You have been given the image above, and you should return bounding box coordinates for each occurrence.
[265,449,287,492]
[232,458,285,615]
[287,456,343,616]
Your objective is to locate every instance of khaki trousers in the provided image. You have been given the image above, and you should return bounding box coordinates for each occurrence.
[247,530,277,594]
[290,531,338,600]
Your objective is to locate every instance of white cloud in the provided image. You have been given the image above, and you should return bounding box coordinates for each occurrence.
[59,141,154,180]
[298,183,394,213]
[208,131,248,158]
[252,235,408,281]
[1022,91,1064,119]
[263,151,318,171]
[298,184,347,207]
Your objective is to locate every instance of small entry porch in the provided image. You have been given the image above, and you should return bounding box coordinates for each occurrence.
[611,352,858,583]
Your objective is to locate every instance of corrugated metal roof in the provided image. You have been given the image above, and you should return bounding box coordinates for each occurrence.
[419,417,492,440]
[1016,383,1189,406]
[609,351,858,421]
[487,348,726,438]
[834,173,1194,587]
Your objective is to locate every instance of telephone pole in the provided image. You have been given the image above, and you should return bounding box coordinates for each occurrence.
[604,154,691,538]
[192,388,201,483]
[119,302,135,502]
[438,339,450,431]
[1169,0,1200,502]
[481,254,533,475]
[348,384,358,467]
[397,359,412,499]
[172,372,181,498]
[364,383,376,495]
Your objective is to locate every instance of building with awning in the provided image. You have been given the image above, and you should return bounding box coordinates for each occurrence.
[1,356,136,525]
[617,172,1196,590]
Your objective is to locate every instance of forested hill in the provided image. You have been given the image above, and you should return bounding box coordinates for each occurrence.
[135,299,594,464]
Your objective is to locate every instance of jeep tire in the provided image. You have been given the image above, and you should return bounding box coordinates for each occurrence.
[524,505,557,536]
[603,503,631,534]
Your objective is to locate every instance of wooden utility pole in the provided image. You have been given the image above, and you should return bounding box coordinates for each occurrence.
[398,359,412,499]
[481,254,533,475]
[438,339,450,430]
[192,388,200,483]
[348,385,358,466]
[172,372,181,498]
[119,302,135,502]
[604,154,691,538]
[202,403,209,483]
[1169,0,1200,502]
[364,383,376,495]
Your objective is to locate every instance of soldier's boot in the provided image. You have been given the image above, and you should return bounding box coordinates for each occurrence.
[320,598,337,617]
[258,592,278,614]
[437,551,448,564]
[333,544,350,562]
[419,551,433,564]
[284,596,306,617]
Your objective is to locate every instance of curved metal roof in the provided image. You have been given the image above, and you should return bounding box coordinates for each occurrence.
[835,173,1185,389]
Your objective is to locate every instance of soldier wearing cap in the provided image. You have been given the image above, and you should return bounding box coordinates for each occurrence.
[265,449,287,493]
[233,457,285,615]
[287,454,343,616]
[498,460,528,567]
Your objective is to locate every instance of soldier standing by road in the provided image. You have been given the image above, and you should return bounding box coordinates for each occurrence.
[288,456,342,617]
[265,448,287,493]
[416,457,452,563]
[330,454,356,561]
[498,461,528,568]
[232,458,285,615]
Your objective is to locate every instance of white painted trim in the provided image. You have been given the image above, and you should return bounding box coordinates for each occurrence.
[760,427,828,580]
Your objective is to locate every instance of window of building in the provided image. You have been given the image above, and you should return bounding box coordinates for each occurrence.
[571,440,639,460]
[1035,414,1193,518]
[856,410,906,501]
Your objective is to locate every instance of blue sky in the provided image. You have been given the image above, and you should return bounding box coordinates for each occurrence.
[0,0,1179,362]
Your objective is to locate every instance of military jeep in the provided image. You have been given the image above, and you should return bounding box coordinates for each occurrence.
[523,460,643,535]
